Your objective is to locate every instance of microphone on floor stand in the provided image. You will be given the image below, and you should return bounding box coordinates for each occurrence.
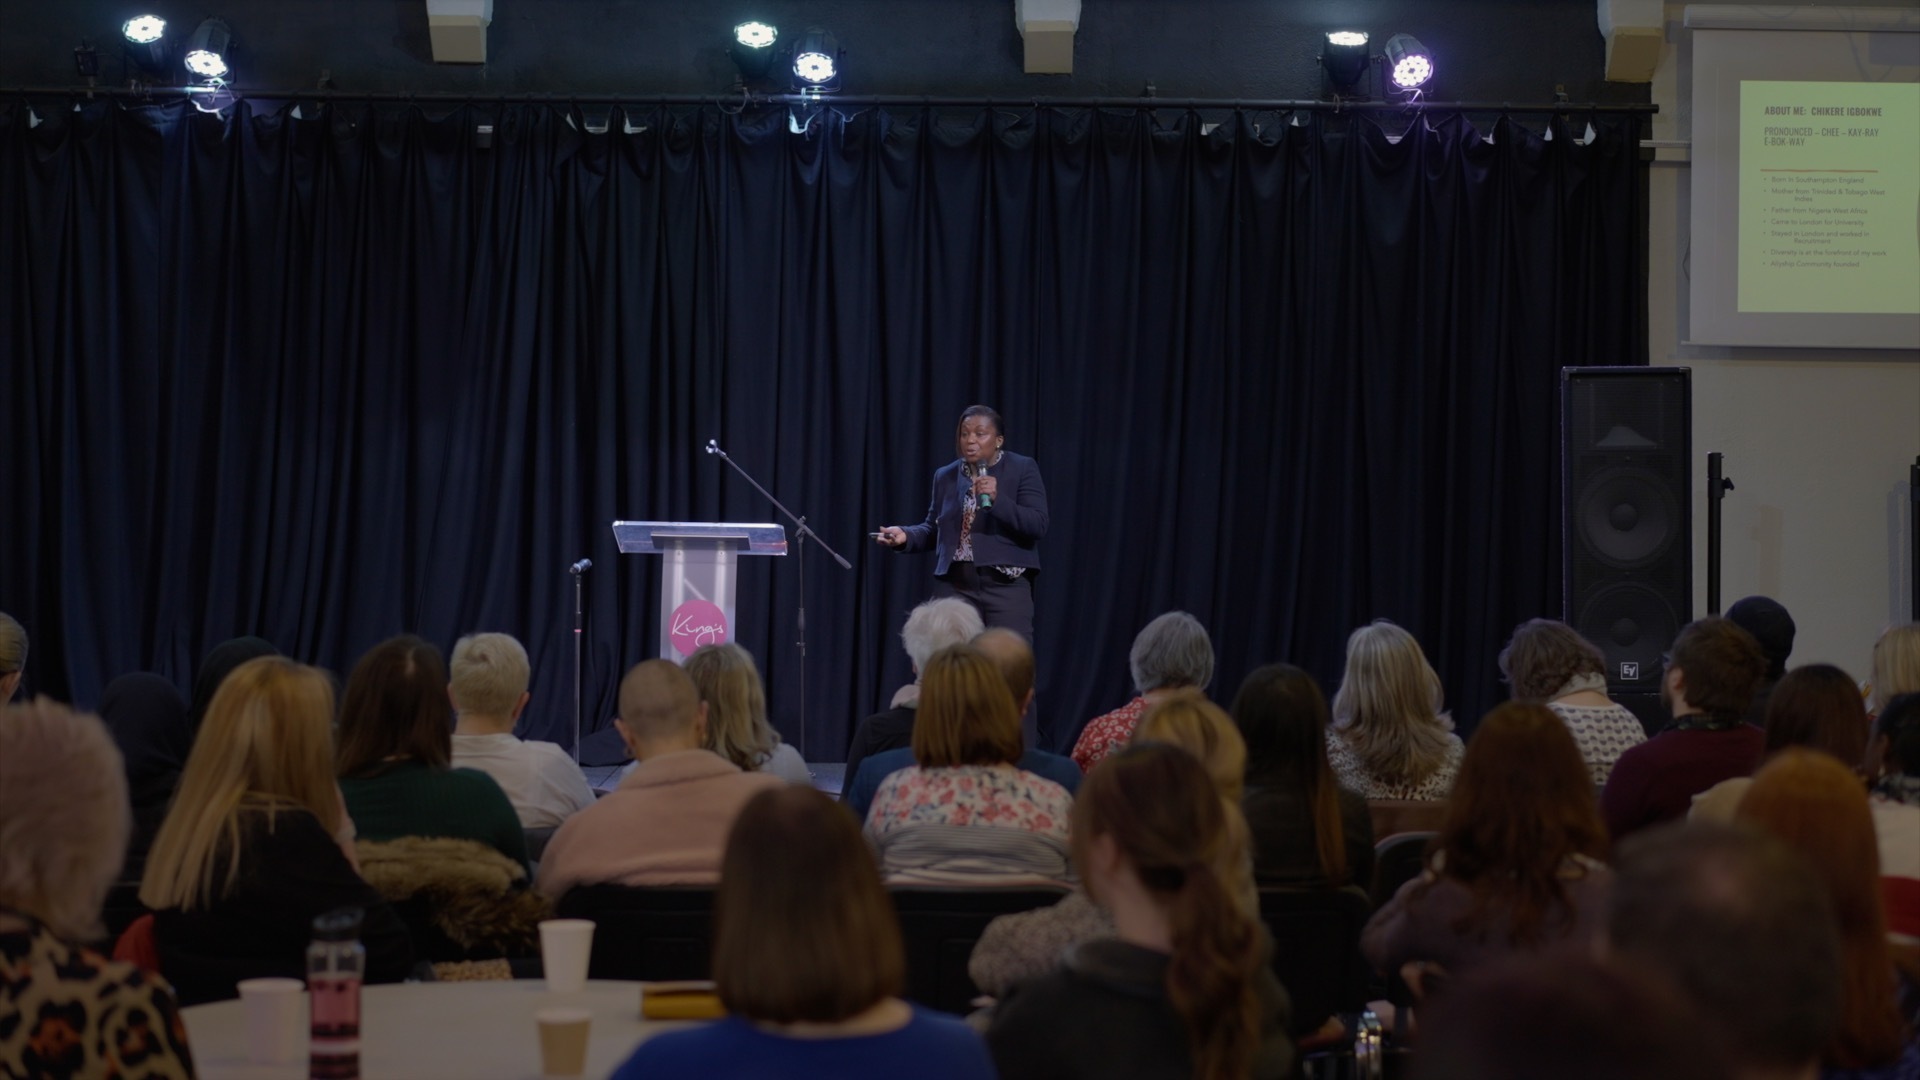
[569,557,590,763]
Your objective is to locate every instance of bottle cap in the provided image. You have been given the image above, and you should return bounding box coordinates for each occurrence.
[312,907,365,942]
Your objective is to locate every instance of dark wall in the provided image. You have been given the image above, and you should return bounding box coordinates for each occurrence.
[6,0,1649,104]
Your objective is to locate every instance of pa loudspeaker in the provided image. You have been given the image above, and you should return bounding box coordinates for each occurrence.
[1561,366,1692,707]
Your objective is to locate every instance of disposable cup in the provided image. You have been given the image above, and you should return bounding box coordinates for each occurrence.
[536,1007,592,1079]
[237,977,306,1064]
[539,918,595,994]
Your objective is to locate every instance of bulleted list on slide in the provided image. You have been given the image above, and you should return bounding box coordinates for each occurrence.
[1737,80,1920,316]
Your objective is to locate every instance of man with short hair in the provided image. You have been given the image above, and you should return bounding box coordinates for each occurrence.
[841,597,986,801]
[842,629,1080,823]
[448,632,596,829]
[1606,822,1842,1080]
[1600,617,1769,838]
[535,660,783,897]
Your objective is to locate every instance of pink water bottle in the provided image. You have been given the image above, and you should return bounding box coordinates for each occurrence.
[308,908,365,1080]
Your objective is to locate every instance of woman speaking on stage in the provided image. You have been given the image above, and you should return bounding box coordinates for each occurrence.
[875,406,1049,642]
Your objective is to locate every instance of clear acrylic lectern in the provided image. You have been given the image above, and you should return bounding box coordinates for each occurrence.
[611,521,787,659]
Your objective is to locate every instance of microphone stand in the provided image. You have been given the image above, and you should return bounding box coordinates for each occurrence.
[705,439,852,759]
[568,559,591,764]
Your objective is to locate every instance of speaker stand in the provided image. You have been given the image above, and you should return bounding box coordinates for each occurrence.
[1706,451,1733,615]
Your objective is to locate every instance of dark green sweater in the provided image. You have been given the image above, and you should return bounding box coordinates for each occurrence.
[339,760,529,871]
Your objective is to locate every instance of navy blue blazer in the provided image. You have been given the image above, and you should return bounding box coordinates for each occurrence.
[901,451,1049,577]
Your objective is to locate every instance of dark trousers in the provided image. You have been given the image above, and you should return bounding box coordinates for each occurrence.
[935,563,1040,746]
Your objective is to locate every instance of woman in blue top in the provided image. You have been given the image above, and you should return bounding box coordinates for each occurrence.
[611,785,994,1080]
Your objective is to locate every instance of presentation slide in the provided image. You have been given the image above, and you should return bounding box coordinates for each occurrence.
[1739,80,1920,316]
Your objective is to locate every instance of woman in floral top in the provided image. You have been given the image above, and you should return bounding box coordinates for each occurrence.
[1069,611,1215,773]
[1,699,195,1080]
[866,644,1073,884]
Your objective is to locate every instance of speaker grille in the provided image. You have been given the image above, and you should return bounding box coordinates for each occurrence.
[1562,367,1692,695]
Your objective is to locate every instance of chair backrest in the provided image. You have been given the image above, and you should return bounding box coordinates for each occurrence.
[552,884,717,982]
[1369,832,1437,909]
[523,827,557,863]
[888,885,1070,1015]
[1367,799,1448,841]
[96,880,149,951]
[1258,885,1373,1036]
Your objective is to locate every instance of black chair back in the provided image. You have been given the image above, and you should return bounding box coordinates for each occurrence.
[889,885,1070,1015]
[95,880,149,951]
[1258,885,1373,1037]
[1369,832,1437,910]
[553,884,717,981]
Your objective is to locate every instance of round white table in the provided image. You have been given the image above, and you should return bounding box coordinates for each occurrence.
[182,979,695,1079]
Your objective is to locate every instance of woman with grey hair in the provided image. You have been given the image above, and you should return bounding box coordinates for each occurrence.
[0,699,195,1078]
[842,597,988,798]
[1328,620,1463,800]
[1070,611,1215,771]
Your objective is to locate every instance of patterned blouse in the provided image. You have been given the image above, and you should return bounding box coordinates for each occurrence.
[1070,697,1151,773]
[1325,729,1465,801]
[1547,701,1648,787]
[0,911,195,1079]
[865,765,1074,884]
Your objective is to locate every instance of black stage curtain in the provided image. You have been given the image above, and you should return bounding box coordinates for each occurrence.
[0,100,1646,756]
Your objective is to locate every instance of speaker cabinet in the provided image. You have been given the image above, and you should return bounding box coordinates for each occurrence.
[1562,367,1692,698]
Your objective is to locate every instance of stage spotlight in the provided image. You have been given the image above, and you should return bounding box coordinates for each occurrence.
[183,18,233,80]
[123,14,172,72]
[789,27,841,93]
[729,21,779,82]
[1384,33,1433,90]
[1321,30,1370,95]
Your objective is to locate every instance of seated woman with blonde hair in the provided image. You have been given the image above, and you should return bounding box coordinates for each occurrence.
[1,699,195,1078]
[684,643,810,784]
[143,657,414,1004]
[1328,620,1464,800]
[986,743,1293,1080]
[611,785,995,1079]
[969,689,1253,999]
[865,644,1073,884]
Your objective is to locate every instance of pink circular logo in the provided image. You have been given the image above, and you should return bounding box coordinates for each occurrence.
[669,599,730,656]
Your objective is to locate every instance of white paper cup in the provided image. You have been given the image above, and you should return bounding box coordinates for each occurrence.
[237,977,307,1064]
[536,1007,592,1079]
[539,918,595,994]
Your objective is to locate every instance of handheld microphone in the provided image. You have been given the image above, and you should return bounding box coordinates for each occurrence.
[975,461,993,509]
[569,558,592,575]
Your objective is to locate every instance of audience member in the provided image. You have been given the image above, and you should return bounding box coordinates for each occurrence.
[0,610,25,702]
[185,635,277,737]
[1726,595,1797,724]
[1070,611,1215,771]
[1,698,195,1079]
[1599,617,1768,839]
[447,631,596,829]
[1233,662,1373,888]
[844,628,1079,822]
[1607,821,1844,1080]
[610,786,995,1080]
[1327,620,1462,800]
[1497,617,1646,785]
[684,642,811,784]
[865,644,1073,883]
[1868,693,1920,945]
[336,634,528,867]
[1736,749,1920,1079]
[968,687,1253,1000]
[986,744,1293,1080]
[842,598,985,796]
[536,660,783,896]
[1871,625,1920,717]
[1692,663,1871,822]
[1362,703,1610,983]
[142,657,413,1005]
[1411,949,1732,1080]
[97,673,194,880]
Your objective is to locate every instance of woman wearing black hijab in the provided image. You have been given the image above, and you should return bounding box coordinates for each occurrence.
[98,673,193,879]
[187,636,279,736]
